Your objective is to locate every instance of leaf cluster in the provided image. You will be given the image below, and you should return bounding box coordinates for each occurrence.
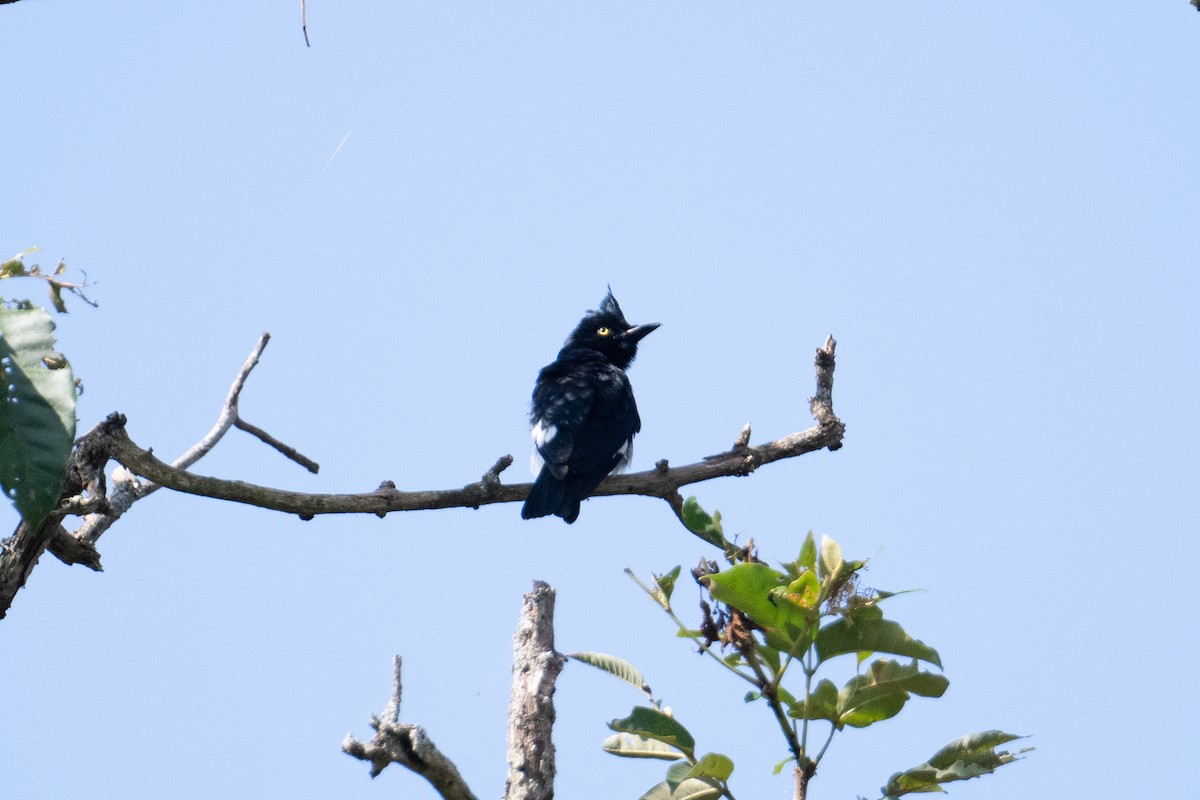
[571,497,1028,799]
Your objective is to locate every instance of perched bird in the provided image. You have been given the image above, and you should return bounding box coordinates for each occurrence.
[522,289,659,523]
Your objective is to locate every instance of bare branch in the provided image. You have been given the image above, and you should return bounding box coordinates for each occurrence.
[2,336,843,618]
[342,657,479,800]
[1,333,320,618]
[162,331,271,480]
[234,417,320,473]
[95,336,843,519]
[504,581,564,800]
[72,332,313,540]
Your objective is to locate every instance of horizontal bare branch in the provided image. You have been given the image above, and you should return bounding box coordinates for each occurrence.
[82,337,844,520]
[1,336,842,619]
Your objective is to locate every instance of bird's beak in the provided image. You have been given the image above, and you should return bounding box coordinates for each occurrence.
[626,323,660,343]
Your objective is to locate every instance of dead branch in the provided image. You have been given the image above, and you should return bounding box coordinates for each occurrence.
[343,582,563,800]
[504,581,564,800]
[342,656,479,800]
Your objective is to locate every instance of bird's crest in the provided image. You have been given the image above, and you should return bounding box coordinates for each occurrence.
[598,287,628,325]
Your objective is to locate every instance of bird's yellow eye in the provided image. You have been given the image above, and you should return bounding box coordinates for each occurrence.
[597,326,611,336]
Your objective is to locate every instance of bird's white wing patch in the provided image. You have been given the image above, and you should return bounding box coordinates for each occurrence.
[532,419,558,448]
[614,437,634,472]
[530,419,559,476]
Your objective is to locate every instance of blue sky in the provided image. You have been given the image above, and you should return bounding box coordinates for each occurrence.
[3,3,1198,798]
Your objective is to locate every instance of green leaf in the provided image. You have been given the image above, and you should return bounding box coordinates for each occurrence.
[798,531,817,569]
[757,644,781,673]
[840,690,908,729]
[0,259,26,278]
[666,760,694,787]
[656,565,682,605]
[837,659,949,729]
[638,778,723,800]
[681,496,726,548]
[0,307,76,529]
[784,570,820,610]
[602,733,684,761]
[774,684,797,707]
[683,752,734,782]
[926,730,1027,770]
[609,706,696,757]
[707,562,820,655]
[787,678,838,723]
[815,617,942,669]
[705,562,788,628]
[569,652,653,698]
[0,246,38,279]
[48,282,67,314]
[818,534,843,580]
[882,730,1031,798]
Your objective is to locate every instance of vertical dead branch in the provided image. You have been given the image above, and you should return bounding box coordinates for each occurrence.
[504,581,565,800]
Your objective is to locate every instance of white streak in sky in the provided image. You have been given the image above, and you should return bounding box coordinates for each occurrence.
[319,130,352,177]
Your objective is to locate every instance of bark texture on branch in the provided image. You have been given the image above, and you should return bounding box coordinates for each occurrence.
[504,581,564,800]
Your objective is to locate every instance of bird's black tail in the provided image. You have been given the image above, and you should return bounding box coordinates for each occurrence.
[522,470,581,523]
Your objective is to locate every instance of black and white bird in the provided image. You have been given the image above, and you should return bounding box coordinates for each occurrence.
[521,289,659,523]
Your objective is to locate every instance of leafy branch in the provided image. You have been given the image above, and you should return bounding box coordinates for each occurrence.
[574,500,1030,800]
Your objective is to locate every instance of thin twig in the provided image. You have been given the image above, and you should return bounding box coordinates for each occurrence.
[165,332,272,479]
[235,417,320,473]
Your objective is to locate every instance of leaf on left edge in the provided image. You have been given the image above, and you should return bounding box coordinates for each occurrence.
[0,307,76,529]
